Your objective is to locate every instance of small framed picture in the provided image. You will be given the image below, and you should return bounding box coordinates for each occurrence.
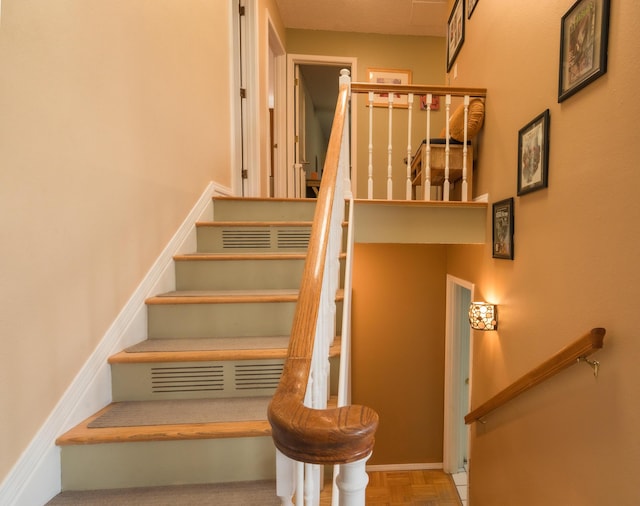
[447,0,465,72]
[558,0,610,102]
[517,109,550,196]
[467,0,479,19]
[367,67,412,108]
[420,94,440,111]
[493,198,514,260]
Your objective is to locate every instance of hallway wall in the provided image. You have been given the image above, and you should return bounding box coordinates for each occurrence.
[0,0,233,482]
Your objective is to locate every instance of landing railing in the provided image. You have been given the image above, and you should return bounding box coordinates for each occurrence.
[465,328,606,424]
[268,70,378,505]
[350,82,487,202]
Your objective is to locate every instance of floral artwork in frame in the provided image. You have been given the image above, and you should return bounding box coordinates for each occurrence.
[367,67,412,108]
[558,0,610,102]
[517,109,550,196]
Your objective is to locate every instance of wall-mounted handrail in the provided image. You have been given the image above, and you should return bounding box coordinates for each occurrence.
[267,71,378,505]
[465,328,606,424]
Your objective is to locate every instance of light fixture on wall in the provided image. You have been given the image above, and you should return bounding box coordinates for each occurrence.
[469,302,498,331]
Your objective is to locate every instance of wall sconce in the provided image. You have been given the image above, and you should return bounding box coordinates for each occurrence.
[469,302,498,330]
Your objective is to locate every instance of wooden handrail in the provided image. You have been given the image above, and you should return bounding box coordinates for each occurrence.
[465,328,606,424]
[351,82,487,99]
[267,82,379,464]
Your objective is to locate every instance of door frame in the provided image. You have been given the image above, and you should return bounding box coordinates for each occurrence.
[443,275,475,474]
[285,54,358,198]
[267,14,286,197]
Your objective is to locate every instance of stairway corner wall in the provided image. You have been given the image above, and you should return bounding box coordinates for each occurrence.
[0,181,220,506]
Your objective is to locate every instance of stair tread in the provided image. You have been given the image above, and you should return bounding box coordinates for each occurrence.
[146,289,299,305]
[57,398,273,446]
[46,480,280,505]
[146,288,343,305]
[109,336,342,363]
[174,252,307,261]
[196,220,312,227]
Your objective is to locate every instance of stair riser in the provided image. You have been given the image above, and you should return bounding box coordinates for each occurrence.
[147,302,297,338]
[213,199,316,221]
[60,437,276,490]
[175,258,305,291]
[111,359,284,401]
[147,301,344,339]
[196,225,311,253]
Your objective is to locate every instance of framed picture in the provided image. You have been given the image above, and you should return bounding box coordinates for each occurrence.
[517,109,550,196]
[558,0,610,102]
[493,198,514,260]
[447,0,465,72]
[467,0,479,19]
[420,94,440,111]
[367,67,412,108]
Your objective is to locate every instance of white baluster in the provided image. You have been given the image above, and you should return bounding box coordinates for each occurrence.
[462,95,470,202]
[387,93,394,200]
[276,450,296,506]
[335,454,372,506]
[342,70,353,199]
[296,462,305,506]
[367,91,374,200]
[424,93,432,201]
[406,93,414,200]
[444,94,451,201]
[304,463,318,506]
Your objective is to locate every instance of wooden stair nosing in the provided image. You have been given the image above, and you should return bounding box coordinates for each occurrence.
[145,289,344,305]
[173,252,308,262]
[196,221,313,228]
[108,338,342,364]
[56,405,272,446]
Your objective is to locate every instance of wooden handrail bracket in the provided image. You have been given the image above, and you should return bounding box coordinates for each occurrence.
[465,328,606,424]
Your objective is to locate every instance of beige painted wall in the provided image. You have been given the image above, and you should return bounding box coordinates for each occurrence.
[0,0,233,481]
[352,244,447,465]
[285,30,446,199]
[445,1,640,504]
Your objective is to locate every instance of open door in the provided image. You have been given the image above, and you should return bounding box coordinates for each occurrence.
[286,55,357,198]
[444,275,474,475]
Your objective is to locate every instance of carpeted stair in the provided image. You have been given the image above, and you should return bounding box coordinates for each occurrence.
[49,197,341,504]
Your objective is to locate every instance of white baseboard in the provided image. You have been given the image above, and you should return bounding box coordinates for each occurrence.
[366,462,444,472]
[0,181,225,506]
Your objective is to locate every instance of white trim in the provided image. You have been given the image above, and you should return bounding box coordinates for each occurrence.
[244,0,260,196]
[266,12,286,198]
[0,182,220,506]
[366,463,443,472]
[443,275,475,475]
[286,54,358,198]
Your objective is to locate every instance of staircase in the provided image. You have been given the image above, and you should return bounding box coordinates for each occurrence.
[49,197,342,504]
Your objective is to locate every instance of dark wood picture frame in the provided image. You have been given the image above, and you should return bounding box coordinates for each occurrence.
[447,0,465,72]
[467,0,479,19]
[517,109,550,196]
[558,0,610,102]
[493,198,514,260]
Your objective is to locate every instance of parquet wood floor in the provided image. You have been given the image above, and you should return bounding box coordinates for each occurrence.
[320,469,462,506]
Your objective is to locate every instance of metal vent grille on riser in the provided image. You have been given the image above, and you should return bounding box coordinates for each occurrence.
[220,228,311,250]
[151,365,224,394]
[124,360,287,399]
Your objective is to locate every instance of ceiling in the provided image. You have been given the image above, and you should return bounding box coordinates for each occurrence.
[275,0,448,37]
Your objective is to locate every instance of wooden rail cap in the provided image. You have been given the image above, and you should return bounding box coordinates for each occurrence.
[465,328,605,424]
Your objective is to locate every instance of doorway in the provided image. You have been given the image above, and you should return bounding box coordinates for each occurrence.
[443,275,474,477]
[286,55,357,198]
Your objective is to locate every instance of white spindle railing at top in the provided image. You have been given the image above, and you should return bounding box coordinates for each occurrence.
[351,82,487,202]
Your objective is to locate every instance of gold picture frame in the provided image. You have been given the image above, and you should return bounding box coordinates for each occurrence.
[367,67,412,108]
